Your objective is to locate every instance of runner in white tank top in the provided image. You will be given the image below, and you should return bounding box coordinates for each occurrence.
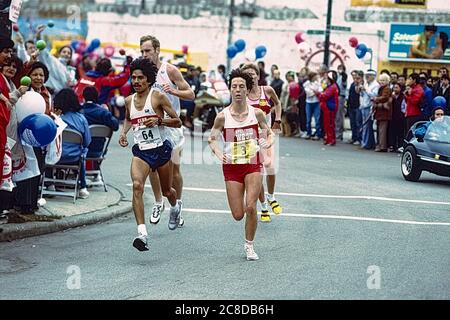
[140,35,195,228]
[118,57,182,252]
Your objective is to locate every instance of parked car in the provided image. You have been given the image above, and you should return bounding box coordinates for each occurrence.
[401,115,450,181]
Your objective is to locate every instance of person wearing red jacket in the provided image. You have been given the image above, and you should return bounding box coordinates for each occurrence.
[74,57,131,104]
[404,73,424,133]
[315,70,339,146]
[0,38,14,185]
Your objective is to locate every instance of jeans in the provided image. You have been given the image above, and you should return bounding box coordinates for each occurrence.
[347,108,362,142]
[305,102,322,137]
[360,107,375,149]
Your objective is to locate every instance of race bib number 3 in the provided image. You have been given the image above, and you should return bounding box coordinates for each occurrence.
[134,126,163,150]
[231,139,257,164]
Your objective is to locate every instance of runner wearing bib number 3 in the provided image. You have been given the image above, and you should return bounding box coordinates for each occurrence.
[209,69,273,261]
[119,58,182,252]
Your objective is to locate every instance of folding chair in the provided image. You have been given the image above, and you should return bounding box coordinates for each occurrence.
[85,125,113,192]
[40,129,84,203]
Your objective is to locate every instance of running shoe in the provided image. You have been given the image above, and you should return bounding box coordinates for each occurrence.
[132,234,149,251]
[244,243,259,261]
[150,202,165,225]
[268,199,282,215]
[177,200,184,227]
[260,209,271,222]
[168,203,181,230]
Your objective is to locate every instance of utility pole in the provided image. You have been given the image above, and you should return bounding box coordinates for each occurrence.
[323,0,333,67]
[227,0,235,73]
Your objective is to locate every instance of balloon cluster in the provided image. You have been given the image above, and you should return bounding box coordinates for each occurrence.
[14,85,58,147]
[226,39,268,61]
[349,37,370,59]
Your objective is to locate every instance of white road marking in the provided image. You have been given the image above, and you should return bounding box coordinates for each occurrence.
[126,184,450,206]
[180,208,450,227]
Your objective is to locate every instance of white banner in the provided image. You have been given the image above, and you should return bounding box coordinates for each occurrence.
[9,0,23,24]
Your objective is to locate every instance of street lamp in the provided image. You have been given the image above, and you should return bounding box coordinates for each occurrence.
[323,0,333,67]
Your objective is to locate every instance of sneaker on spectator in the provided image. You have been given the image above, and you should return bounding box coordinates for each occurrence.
[300,132,311,139]
[353,141,361,146]
[312,136,320,141]
[78,188,90,199]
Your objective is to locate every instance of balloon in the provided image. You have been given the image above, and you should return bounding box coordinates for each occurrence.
[12,24,19,32]
[244,49,256,61]
[234,39,246,52]
[76,41,87,54]
[349,37,358,48]
[90,38,101,49]
[182,45,189,55]
[47,20,54,28]
[119,49,126,56]
[15,91,46,123]
[255,45,267,59]
[297,42,311,53]
[19,113,57,147]
[70,40,79,50]
[355,43,368,59]
[227,46,238,59]
[432,96,447,108]
[36,40,46,51]
[115,95,125,107]
[295,32,306,44]
[103,45,115,58]
[20,76,31,86]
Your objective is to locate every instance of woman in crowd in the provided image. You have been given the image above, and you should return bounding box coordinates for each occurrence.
[389,83,406,152]
[315,71,339,146]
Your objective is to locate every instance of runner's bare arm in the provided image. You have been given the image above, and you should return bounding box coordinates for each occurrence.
[158,92,182,128]
[255,108,273,149]
[265,86,282,122]
[119,96,133,147]
[167,64,195,101]
[208,112,227,163]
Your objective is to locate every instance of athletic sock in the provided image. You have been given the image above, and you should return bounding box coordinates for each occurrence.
[245,239,254,246]
[261,201,269,211]
[154,200,163,206]
[137,224,148,236]
[267,193,275,202]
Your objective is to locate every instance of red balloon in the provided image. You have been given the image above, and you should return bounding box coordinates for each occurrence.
[104,45,115,57]
[349,37,358,48]
[12,24,19,32]
[182,45,189,55]
[295,32,305,44]
[119,49,126,56]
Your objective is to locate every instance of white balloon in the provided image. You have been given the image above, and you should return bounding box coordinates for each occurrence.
[244,49,256,62]
[15,91,46,122]
[297,42,311,53]
[115,95,125,107]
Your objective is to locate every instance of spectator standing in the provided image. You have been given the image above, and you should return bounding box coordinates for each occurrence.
[404,73,425,133]
[373,73,392,152]
[347,70,362,145]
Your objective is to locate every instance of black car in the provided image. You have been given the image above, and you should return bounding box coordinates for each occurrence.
[401,115,450,181]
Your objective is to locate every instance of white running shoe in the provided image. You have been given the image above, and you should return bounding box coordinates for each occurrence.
[177,200,184,227]
[150,202,164,225]
[244,243,259,261]
[133,233,149,251]
[168,203,181,230]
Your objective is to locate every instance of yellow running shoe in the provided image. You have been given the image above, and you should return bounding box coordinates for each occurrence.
[260,209,271,222]
[269,200,282,215]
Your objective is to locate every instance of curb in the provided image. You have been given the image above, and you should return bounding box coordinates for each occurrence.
[0,185,132,242]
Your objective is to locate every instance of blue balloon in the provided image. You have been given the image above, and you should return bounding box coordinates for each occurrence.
[234,39,246,52]
[70,40,79,50]
[355,43,368,59]
[255,45,267,59]
[19,113,57,147]
[90,38,101,49]
[432,96,447,108]
[227,46,238,59]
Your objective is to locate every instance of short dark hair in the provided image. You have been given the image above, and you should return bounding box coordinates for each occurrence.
[54,88,81,113]
[391,72,399,77]
[83,86,99,103]
[96,58,113,76]
[442,74,450,81]
[25,40,35,50]
[130,57,158,85]
[28,61,49,82]
[218,64,226,73]
[228,68,253,91]
[408,73,420,83]
[5,54,23,75]
[425,25,438,32]
[380,69,391,76]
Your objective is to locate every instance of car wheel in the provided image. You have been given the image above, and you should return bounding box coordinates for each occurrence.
[401,146,422,182]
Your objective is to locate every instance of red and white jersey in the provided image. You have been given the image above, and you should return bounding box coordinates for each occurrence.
[130,89,167,150]
[222,105,260,165]
[246,86,272,115]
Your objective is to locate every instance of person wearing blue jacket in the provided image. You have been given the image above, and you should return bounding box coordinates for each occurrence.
[54,88,92,199]
[81,86,119,157]
[419,73,433,119]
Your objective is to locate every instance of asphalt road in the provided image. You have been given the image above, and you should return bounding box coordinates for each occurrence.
[2,128,450,300]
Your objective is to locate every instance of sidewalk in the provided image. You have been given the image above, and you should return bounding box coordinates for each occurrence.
[0,184,132,242]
